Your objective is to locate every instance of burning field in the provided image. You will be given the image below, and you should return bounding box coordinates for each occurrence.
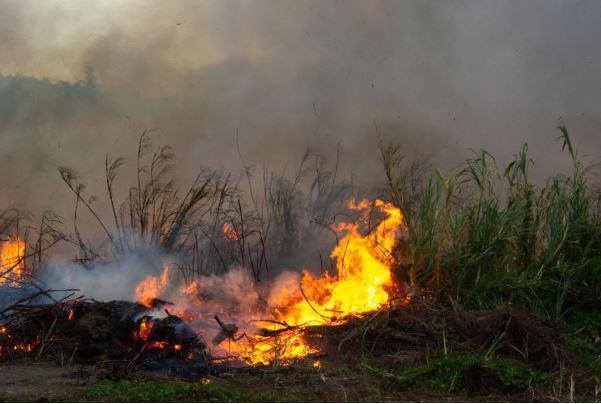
[4,1,601,401]
[0,128,600,402]
[0,198,409,368]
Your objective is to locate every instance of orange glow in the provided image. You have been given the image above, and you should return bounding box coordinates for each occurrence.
[147,341,168,349]
[131,198,406,366]
[222,222,239,241]
[13,343,34,352]
[0,236,25,285]
[220,329,318,366]
[68,309,75,321]
[217,199,405,365]
[137,318,154,341]
[135,266,170,307]
[275,199,402,326]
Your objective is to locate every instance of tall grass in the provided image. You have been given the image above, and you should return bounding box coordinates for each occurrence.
[49,125,601,319]
[382,124,601,319]
[57,132,352,283]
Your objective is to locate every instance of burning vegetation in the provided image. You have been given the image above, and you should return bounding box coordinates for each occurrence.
[0,195,416,383]
[1,128,601,400]
[0,236,25,286]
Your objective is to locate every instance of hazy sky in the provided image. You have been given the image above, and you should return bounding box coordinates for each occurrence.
[1,0,601,218]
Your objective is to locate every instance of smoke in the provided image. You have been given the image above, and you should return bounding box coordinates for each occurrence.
[39,251,166,303]
[38,247,304,349]
[1,0,601,257]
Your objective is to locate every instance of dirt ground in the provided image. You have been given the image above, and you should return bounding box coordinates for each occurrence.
[0,360,89,401]
[0,359,538,403]
[0,304,588,402]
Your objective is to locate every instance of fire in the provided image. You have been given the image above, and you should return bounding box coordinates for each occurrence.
[221,329,317,366]
[147,341,168,349]
[273,199,403,326]
[0,236,25,285]
[137,318,154,341]
[131,198,405,366]
[222,222,239,241]
[218,199,405,365]
[135,266,170,307]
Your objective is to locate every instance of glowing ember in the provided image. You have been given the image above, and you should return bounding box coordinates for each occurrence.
[0,236,25,285]
[68,309,75,321]
[135,266,170,307]
[222,222,239,241]
[137,318,155,341]
[147,341,168,349]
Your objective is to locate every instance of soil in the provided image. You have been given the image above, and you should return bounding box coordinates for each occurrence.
[0,360,89,401]
[0,303,589,402]
[0,359,526,402]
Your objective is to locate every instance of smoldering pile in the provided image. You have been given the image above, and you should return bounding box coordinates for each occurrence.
[0,288,210,376]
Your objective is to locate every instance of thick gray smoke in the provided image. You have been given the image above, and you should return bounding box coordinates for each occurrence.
[38,249,305,351]
[1,0,601,280]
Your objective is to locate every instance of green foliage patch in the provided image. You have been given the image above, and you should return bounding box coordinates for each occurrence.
[390,354,546,394]
[80,379,247,402]
[381,124,601,320]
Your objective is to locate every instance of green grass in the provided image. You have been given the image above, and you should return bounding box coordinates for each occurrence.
[382,124,601,321]
[80,379,247,402]
[378,354,546,395]
[561,310,601,377]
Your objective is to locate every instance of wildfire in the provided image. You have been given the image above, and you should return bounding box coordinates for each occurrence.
[131,198,406,366]
[135,266,170,307]
[218,199,405,365]
[273,199,403,326]
[0,236,25,285]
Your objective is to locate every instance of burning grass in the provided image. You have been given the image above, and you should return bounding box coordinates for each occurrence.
[1,124,601,400]
[0,236,25,285]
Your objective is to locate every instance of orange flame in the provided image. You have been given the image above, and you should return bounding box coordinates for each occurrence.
[222,223,239,241]
[137,318,154,341]
[275,199,402,326]
[147,341,168,349]
[0,236,25,285]
[219,199,405,365]
[135,266,170,307]
[131,198,405,366]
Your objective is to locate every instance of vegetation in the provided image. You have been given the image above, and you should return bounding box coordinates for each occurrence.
[81,379,247,402]
[381,354,546,394]
[51,123,601,325]
[381,124,601,321]
[2,123,601,401]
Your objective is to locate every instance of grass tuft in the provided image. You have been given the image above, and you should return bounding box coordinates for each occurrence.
[80,379,247,402]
